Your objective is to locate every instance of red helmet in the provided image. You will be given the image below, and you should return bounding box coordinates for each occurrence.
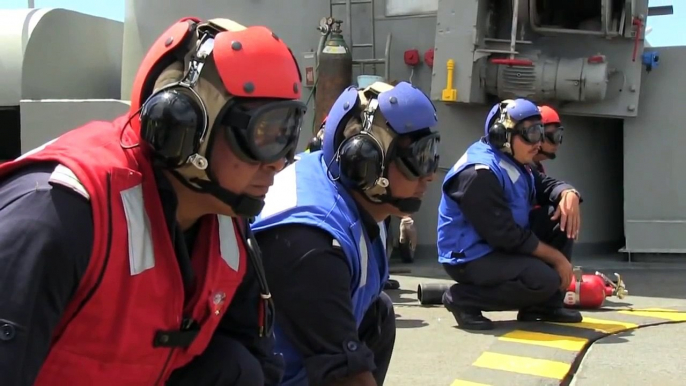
[538,105,561,126]
[130,17,302,114]
[131,17,305,164]
[128,18,306,218]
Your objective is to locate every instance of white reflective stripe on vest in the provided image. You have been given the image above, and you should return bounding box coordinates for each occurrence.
[121,196,242,275]
[121,184,155,275]
[217,215,240,271]
[378,221,387,248]
[52,165,243,276]
[120,194,243,275]
[498,159,521,184]
[357,229,369,289]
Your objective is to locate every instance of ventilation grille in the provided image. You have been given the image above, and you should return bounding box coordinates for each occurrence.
[501,65,536,94]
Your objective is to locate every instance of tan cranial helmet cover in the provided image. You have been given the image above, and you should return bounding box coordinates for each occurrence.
[356,81,398,198]
[151,18,249,184]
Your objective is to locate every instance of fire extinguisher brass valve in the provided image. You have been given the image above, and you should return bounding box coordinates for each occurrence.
[613,273,628,299]
[595,271,629,299]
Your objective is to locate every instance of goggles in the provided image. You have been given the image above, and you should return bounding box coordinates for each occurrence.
[514,122,544,145]
[394,131,441,179]
[544,124,564,145]
[360,97,440,181]
[220,99,306,164]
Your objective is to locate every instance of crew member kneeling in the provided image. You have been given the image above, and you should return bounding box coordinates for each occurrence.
[530,105,578,253]
[437,98,583,331]
[252,82,440,385]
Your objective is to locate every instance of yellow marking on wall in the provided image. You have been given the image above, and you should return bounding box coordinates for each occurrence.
[499,330,588,351]
[548,316,638,333]
[451,380,491,386]
[472,352,570,379]
[618,309,686,322]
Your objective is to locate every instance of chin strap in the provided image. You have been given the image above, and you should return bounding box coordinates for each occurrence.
[167,169,265,218]
[387,196,422,214]
[191,178,265,218]
[539,150,557,160]
[364,188,423,215]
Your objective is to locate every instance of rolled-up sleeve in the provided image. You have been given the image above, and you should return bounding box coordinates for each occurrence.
[534,169,581,205]
[254,224,376,385]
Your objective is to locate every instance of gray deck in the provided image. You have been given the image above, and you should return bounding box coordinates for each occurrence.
[384,254,686,385]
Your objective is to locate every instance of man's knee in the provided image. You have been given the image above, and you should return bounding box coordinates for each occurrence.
[530,206,572,253]
[377,292,396,334]
[368,292,396,384]
[360,292,396,351]
[530,206,557,233]
[525,263,561,302]
[540,269,562,296]
[167,335,264,386]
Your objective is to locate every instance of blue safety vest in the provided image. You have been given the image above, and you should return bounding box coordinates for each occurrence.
[252,151,389,386]
[437,139,535,265]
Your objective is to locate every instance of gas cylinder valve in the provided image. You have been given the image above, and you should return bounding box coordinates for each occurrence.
[317,17,343,35]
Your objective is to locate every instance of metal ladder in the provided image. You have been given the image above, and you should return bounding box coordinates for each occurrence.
[329,0,392,80]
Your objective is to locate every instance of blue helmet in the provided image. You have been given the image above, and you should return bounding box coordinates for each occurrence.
[483,98,541,137]
[322,81,438,178]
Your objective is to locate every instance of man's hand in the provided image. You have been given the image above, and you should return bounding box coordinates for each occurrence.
[554,258,573,290]
[551,189,581,239]
[398,216,417,251]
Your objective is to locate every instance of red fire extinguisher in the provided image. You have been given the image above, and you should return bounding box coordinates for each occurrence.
[564,267,628,309]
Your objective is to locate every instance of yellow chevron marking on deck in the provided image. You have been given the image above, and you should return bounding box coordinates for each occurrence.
[618,309,686,322]
[472,352,570,379]
[450,380,491,386]
[499,330,588,351]
[548,316,637,333]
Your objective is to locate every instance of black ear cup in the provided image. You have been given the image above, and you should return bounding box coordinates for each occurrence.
[306,136,322,152]
[487,122,508,149]
[139,88,205,168]
[337,135,384,190]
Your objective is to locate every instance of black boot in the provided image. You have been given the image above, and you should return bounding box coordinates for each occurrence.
[442,292,494,330]
[517,306,583,323]
[384,279,400,290]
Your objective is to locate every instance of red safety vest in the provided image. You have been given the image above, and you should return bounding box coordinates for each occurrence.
[0,116,249,386]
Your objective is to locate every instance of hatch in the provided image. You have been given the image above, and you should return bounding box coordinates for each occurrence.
[530,0,629,37]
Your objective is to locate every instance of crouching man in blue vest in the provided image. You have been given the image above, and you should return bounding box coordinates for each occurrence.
[252,81,440,385]
[437,98,583,331]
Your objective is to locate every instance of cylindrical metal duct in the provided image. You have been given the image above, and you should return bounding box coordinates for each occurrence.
[483,54,609,103]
